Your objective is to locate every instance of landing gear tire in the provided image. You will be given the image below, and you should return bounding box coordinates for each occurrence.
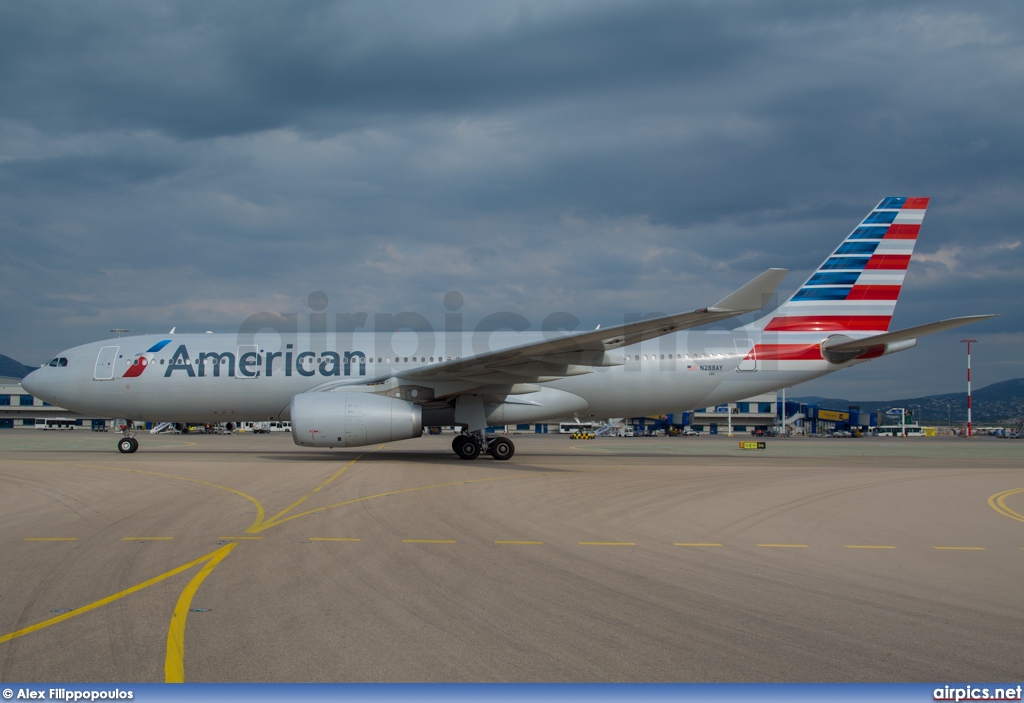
[118,437,138,453]
[488,437,515,460]
[453,435,481,460]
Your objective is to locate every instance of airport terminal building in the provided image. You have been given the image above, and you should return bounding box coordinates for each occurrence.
[0,377,110,430]
[3,377,879,437]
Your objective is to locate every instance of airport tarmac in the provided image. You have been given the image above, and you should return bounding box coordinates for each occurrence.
[1,430,1022,682]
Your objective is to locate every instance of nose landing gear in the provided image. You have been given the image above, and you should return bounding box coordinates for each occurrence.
[117,424,139,453]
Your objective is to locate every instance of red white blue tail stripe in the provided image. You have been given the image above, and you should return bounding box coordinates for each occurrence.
[748,197,928,363]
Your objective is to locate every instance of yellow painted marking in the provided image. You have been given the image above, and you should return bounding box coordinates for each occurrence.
[757,544,809,548]
[255,475,522,531]
[308,538,360,542]
[988,487,1024,524]
[845,545,896,549]
[579,542,635,546]
[23,537,77,541]
[674,543,723,547]
[403,539,456,544]
[933,546,986,551]
[10,450,524,678]
[257,450,376,531]
[495,540,544,545]
[10,459,265,531]
[10,453,524,677]
[165,543,236,683]
[86,464,268,534]
[0,544,233,645]
[123,537,174,541]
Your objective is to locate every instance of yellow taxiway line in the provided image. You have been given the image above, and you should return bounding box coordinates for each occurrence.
[0,543,235,646]
[165,543,236,683]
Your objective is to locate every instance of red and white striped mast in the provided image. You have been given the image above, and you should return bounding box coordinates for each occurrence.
[961,339,977,437]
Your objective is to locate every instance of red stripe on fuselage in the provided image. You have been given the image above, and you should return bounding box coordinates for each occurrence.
[763,316,892,332]
[747,344,822,361]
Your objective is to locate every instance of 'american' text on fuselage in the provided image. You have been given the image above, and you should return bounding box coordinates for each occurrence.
[163,345,368,378]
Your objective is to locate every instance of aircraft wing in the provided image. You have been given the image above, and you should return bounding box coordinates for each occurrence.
[305,268,787,396]
[821,314,997,362]
[394,268,788,386]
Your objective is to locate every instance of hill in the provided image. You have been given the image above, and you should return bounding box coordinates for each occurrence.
[793,378,1024,425]
[0,354,38,380]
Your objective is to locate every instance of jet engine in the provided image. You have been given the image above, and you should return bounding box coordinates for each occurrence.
[290,392,422,448]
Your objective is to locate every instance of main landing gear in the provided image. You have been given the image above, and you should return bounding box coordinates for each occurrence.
[117,424,139,454]
[451,432,515,461]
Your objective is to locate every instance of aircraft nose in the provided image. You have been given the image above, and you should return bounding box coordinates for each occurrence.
[21,367,48,400]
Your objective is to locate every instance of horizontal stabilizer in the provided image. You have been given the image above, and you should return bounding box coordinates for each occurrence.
[823,314,998,354]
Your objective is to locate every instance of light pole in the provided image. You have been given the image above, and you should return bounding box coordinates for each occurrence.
[961,339,977,437]
[779,387,787,435]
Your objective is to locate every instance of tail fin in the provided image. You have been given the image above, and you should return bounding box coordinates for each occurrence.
[751,196,929,335]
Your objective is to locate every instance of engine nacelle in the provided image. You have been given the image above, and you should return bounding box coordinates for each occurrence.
[290,392,422,448]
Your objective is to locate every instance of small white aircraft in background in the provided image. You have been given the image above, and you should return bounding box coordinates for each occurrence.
[24,197,993,460]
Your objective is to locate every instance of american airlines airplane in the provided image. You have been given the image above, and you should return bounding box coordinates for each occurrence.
[23,197,992,460]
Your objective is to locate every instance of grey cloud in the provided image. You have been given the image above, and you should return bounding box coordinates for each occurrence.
[0,2,756,139]
[1,0,1022,395]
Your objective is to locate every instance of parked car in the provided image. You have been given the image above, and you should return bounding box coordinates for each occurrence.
[681,428,700,436]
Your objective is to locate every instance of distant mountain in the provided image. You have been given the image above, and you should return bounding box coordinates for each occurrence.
[792,378,1024,425]
[0,354,37,380]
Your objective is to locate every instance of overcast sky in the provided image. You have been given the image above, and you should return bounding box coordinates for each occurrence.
[1,0,1021,400]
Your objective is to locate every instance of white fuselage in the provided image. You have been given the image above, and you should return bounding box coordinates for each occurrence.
[23,327,845,426]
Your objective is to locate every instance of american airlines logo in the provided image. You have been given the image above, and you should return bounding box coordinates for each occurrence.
[121,340,172,379]
[161,344,368,378]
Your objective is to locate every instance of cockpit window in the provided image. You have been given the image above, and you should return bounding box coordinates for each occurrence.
[47,358,58,367]
[59,358,68,367]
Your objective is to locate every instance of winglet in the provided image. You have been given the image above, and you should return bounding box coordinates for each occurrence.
[709,268,788,313]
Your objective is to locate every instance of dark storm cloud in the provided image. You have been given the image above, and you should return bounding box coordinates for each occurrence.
[0,1,754,139]
[0,151,184,193]
[1,0,1021,399]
